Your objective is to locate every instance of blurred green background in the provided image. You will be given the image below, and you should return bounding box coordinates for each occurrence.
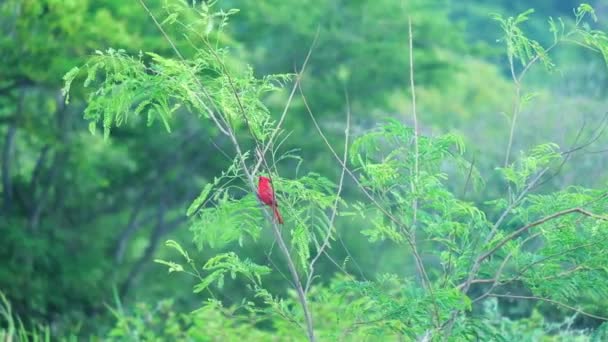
[1,0,608,338]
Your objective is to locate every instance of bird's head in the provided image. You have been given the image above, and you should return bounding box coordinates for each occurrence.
[258,176,271,184]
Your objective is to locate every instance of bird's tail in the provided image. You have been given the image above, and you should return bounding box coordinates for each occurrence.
[273,205,284,224]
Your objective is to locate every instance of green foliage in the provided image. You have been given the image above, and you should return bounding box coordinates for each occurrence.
[106,298,282,341]
[5,0,608,340]
[63,2,608,340]
[0,292,51,342]
[493,8,555,70]
[498,143,561,191]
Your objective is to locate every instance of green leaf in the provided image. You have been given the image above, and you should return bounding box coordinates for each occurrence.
[187,183,214,216]
[165,240,191,262]
[61,66,80,104]
[193,270,224,293]
[154,259,184,273]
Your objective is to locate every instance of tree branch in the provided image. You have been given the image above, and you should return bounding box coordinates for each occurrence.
[305,87,350,295]
[251,30,318,177]
[489,293,608,321]
[478,207,607,264]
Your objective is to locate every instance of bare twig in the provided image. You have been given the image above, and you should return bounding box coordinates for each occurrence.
[251,29,319,177]
[407,16,427,290]
[535,112,608,189]
[305,88,350,295]
[408,18,419,227]
[407,18,440,328]
[298,82,436,311]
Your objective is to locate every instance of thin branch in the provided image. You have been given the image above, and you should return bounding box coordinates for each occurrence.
[455,43,565,295]
[478,207,607,264]
[329,89,367,281]
[473,252,512,300]
[476,236,607,292]
[541,265,592,280]
[408,18,420,229]
[516,43,558,84]
[461,154,476,199]
[482,166,550,257]
[489,294,608,321]
[407,18,440,327]
[298,82,433,297]
[407,16,425,288]
[447,201,603,333]
[469,231,541,302]
[305,87,350,295]
[251,29,319,177]
[504,54,522,167]
[536,112,608,189]
[406,25,423,261]
[504,41,559,167]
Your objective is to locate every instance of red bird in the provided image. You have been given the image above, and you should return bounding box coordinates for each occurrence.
[257,176,283,224]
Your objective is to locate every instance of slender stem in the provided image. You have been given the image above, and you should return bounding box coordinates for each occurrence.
[251,29,319,176]
[504,42,557,167]
[504,81,521,167]
[305,88,350,295]
[299,82,433,300]
[409,18,419,203]
[407,18,439,328]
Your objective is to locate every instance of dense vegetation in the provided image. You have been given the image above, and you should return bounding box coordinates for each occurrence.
[2,0,608,340]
